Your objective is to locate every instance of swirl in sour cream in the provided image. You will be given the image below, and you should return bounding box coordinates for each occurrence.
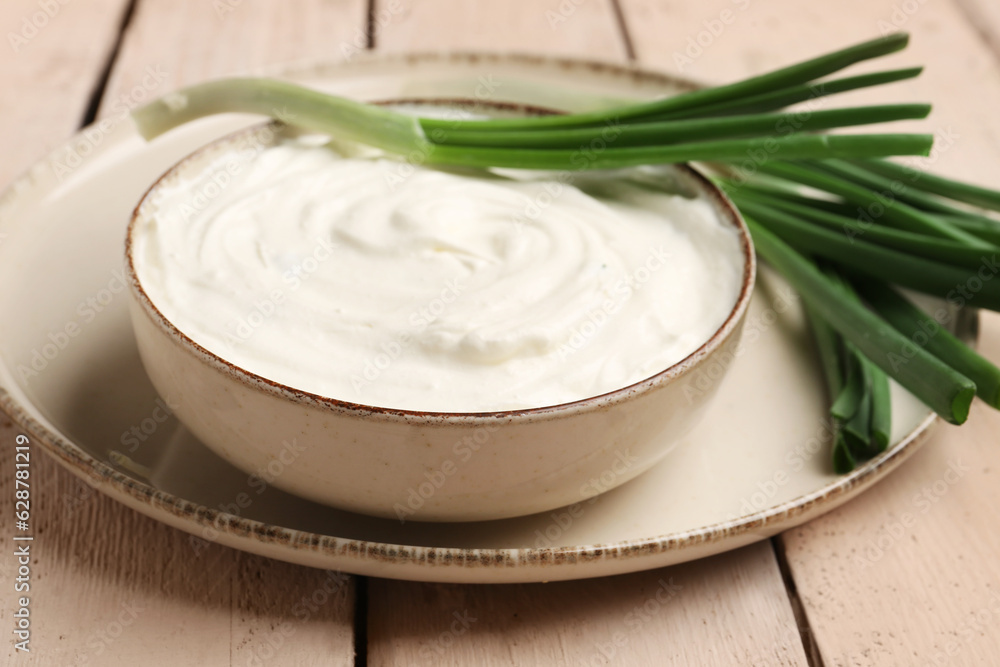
[131,133,744,412]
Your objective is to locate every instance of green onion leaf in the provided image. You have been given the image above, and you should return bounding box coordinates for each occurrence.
[745,217,976,424]
[726,188,998,266]
[755,161,992,248]
[427,105,930,149]
[662,67,924,120]
[425,134,931,170]
[418,33,913,131]
[856,279,1000,408]
[860,158,1000,212]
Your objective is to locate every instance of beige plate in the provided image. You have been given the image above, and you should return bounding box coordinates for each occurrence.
[0,52,975,583]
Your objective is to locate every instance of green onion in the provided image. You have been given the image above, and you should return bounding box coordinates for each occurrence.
[830,342,867,421]
[133,85,933,169]
[832,434,858,474]
[859,158,1000,212]
[840,349,875,457]
[427,105,930,149]
[755,161,992,248]
[732,197,1000,308]
[855,279,1000,408]
[745,217,975,424]
[864,354,893,453]
[838,159,983,217]
[417,33,913,131]
[803,304,858,473]
[425,134,931,170]
[725,188,998,266]
[806,302,846,400]
[942,215,1000,247]
[661,67,924,120]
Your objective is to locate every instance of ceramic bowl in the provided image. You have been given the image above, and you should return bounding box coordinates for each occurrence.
[124,109,755,523]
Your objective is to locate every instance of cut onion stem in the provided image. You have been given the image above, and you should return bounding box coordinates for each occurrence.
[855,279,1000,408]
[131,77,432,157]
[745,217,976,424]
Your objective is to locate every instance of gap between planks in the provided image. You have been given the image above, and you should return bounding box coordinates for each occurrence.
[609,0,637,61]
[772,537,826,667]
[79,0,138,128]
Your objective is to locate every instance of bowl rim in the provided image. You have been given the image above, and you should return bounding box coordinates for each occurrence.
[124,104,756,424]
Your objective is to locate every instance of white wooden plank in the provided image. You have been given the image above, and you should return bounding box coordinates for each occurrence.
[369,542,809,666]
[619,0,1000,662]
[374,0,628,59]
[0,0,131,185]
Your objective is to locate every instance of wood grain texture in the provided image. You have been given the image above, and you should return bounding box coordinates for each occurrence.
[373,0,628,58]
[618,0,1000,663]
[0,4,137,664]
[953,0,1000,61]
[0,415,237,665]
[781,401,1000,667]
[101,0,370,105]
[369,542,809,666]
[0,420,356,666]
[0,0,131,186]
[231,554,356,667]
[0,0,367,664]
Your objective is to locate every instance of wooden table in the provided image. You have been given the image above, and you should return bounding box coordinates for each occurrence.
[2,1,1000,664]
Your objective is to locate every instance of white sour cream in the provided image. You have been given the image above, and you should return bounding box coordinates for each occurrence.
[132,133,744,412]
